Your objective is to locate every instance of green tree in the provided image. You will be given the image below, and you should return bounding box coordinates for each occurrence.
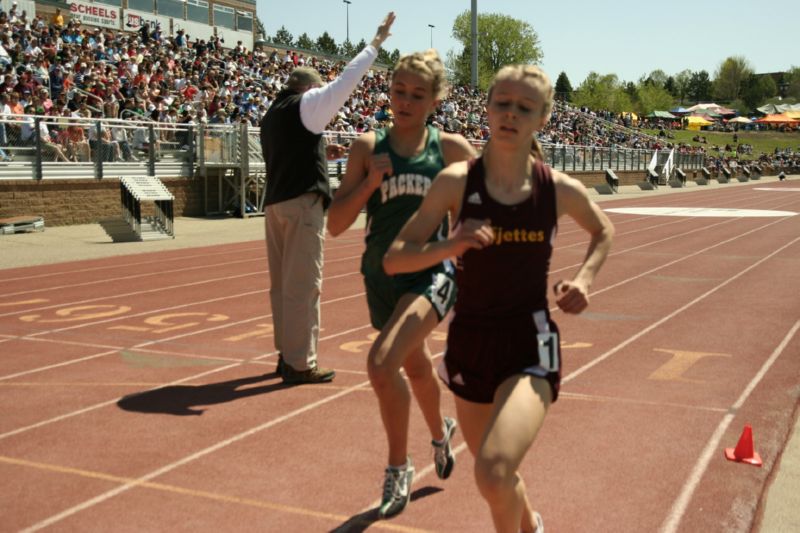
[315,31,338,55]
[554,71,573,102]
[273,26,294,46]
[673,69,692,104]
[741,74,777,110]
[377,48,391,65]
[636,83,675,115]
[296,33,314,51]
[644,69,668,88]
[687,70,713,102]
[572,72,632,113]
[713,56,753,102]
[339,39,357,58]
[784,66,800,99]
[254,16,266,40]
[664,76,676,96]
[624,81,638,99]
[449,10,543,90]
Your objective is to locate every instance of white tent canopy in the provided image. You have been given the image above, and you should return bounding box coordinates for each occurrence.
[757,103,800,115]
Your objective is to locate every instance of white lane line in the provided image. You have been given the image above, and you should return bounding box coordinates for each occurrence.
[562,233,800,384]
[0,292,367,382]
[605,207,797,217]
[0,322,374,441]
[0,244,367,298]
[0,235,365,284]
[659,320,800,533]
[7,187,800,527]
[553,189,797,255]
[20,379,375,532]
[0,254,363,318]
[2,183,786,314]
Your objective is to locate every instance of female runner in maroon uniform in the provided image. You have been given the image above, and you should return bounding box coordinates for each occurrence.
[383,65,614,532]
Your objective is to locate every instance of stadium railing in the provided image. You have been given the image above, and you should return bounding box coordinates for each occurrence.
[0,117,705,183]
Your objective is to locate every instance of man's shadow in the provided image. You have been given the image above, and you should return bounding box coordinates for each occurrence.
[117,371,288,416]
[329,487,443,532]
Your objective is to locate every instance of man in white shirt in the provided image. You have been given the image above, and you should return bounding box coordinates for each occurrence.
[259,13,394,384]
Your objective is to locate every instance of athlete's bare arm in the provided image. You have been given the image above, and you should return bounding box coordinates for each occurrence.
[552,170,614,313]
[326,132,383,237]
[384,161,493,274]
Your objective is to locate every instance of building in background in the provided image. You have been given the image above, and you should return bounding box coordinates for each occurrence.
[34,0,256,49]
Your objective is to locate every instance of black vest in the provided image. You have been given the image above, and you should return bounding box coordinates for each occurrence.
[260,90,330,208]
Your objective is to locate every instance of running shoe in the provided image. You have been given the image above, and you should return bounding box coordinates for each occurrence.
[533,511,544,532]
[432,416,457,479]
[378,457,414,519]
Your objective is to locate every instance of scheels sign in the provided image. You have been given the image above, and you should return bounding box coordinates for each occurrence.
[69,0,120,29]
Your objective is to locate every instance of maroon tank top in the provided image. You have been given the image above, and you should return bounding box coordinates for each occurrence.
[453,156,558,320]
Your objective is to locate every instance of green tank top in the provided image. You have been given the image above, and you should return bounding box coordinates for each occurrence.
[361,125,448,276]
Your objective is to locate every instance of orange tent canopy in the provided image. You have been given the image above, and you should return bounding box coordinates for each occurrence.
[755,113,799,124]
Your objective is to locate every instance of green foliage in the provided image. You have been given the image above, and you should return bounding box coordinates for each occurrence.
[254,17,266,40]
[784,66,800,99]
[377,47,393,65]
[643,128,799,160]
[741,74,777,111]
[713,56,753,102]
[375,48,401,66]
[296,33,314,51]
[555,72,573,102]
[339,39,357,58]
[273,26,294,46]
[673,69,692,104]
[664,76,676,96]
[449,10,543,90]
[644,69,668,88]
[636,83,675,115]
[316,32,338,55]
[688,70,713,102]
[572,72,633,113]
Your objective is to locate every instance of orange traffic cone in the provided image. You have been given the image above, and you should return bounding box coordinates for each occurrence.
[724,424,762,467]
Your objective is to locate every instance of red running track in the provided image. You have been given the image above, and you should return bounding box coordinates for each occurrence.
[1,182,799,532]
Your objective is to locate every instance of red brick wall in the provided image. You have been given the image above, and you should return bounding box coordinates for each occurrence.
[0,178,206,226]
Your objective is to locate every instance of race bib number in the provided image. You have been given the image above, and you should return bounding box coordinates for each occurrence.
[537,332,560,372]
[429,273,454,317]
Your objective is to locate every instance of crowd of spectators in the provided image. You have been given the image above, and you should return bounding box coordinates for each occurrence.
[0,3,794,166]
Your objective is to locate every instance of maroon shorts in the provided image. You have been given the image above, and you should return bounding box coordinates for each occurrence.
[438,310,561,404]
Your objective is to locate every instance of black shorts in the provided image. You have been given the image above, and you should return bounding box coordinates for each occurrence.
[438,310,561,404]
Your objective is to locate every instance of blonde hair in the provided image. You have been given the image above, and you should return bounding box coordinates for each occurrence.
[392,49,448,100]
[487,64,554,161]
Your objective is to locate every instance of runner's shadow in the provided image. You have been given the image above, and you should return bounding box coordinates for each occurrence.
[117,371,287,416]
[328,486,443,532]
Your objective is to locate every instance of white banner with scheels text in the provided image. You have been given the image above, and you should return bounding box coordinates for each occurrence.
[68,0,121,30]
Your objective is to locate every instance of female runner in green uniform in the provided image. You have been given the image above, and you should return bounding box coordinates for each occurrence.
[327,49,476,519]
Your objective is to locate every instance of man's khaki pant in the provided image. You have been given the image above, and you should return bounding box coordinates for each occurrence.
[264,193,324,371]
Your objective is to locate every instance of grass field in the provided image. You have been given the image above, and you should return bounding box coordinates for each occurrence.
[643,129,800,159]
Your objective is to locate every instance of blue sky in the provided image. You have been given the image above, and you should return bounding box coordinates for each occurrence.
[255,0,798,86]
